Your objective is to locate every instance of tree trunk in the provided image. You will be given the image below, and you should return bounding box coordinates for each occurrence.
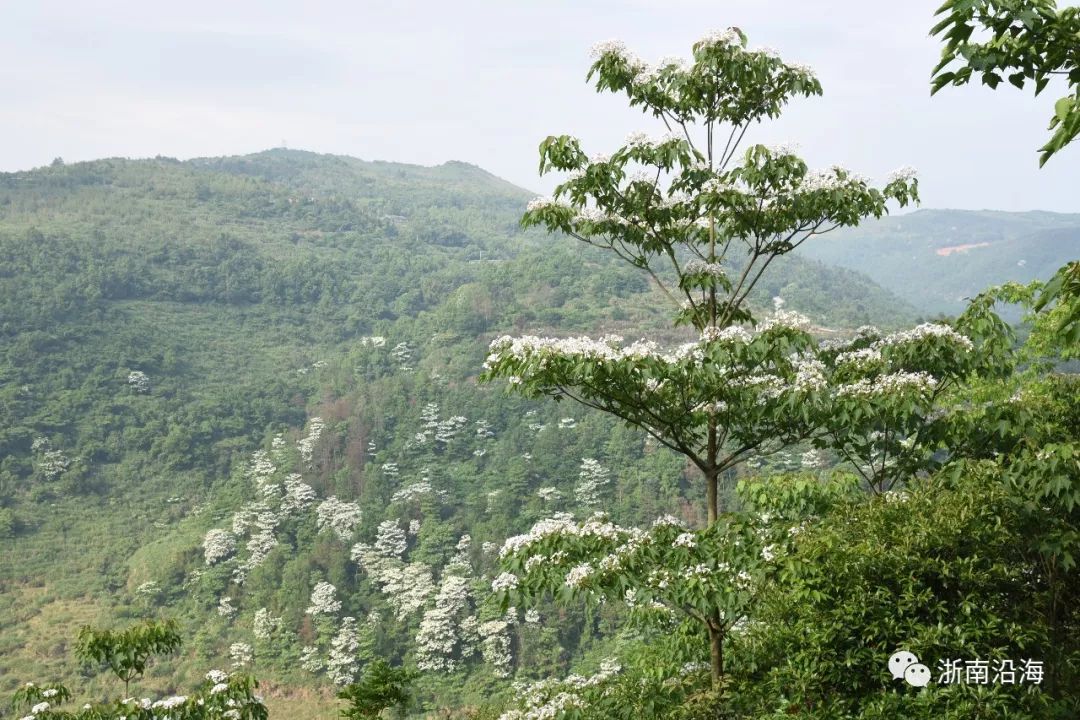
[708,619,724,685]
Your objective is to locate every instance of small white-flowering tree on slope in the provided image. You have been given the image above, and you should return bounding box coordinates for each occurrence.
[481,29,1009,687]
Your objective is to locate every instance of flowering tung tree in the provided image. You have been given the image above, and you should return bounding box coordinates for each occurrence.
[484,28,918,522]
[481,29,920,685]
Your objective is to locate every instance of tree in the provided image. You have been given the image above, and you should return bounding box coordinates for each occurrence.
[75,619,182,695]
[14,626,268,720]
[930,0,1080,350]
[482,28,926,684]
[336,659,418,720]
[931,0,1080,166]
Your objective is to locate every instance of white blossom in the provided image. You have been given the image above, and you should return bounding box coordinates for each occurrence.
[491,572,520,592]
[575,458,610,507]
[327,617,362,685]
[758,308,812,332]
[673,532,697,548]
[252,608,281,641]
[228,643,253,668]
[127,370,150,393]
[217,596,237,618]
[374,520,408,559]
[297,417,325,466]
[300,646,324,673]
[537,486,562,502]
[683,260,728,279]
[835,347,883,367]
[306,581,342,616]
[280,474,316,515]
[872,323,974,351]
[565,563,594,588]
[316,497,362,541]
[801,449,828,469]
[836,371,939,398]
[697,28,741,49]
[203,529,236,565]
[886,165,918,183]
[526,196,569,212]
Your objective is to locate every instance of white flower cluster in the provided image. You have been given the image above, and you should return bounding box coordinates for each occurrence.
[683,260,728,279]
[537,486,562,502]
[435,415,469,445]
[836,371,939,398]
[127,370,150,393]
[526,196,570,213]
[391,341,413,371]
[203,529,236,565]
[491,572,520,592]
[700,325,751,344]
[281,474,316,515]
[758,308,812,333]
[374,519,408,558]
[306,581,342,616]
[501,512,628,558]
[835,347,883,367]
[218,596,237,618]
[327,617,361,685]
[623,131,682,150]
[575,458,611,507]
[800,449,828,469]
[415,574,476,673]
[135,580,160,597]
[300,645,325,673]
[297,417,325,466]
[786,62,817,79]
[475,419,495,439]
[316,497,362,541]
[391,480,441,504]
[589,39,634,62]
[792,356,828,393]
[886,165,918,184]
[697,28,741,49]
[498,659,621,720]
[152,695,188,710]
[480,620,514,677]
[565,562,594,588]
[252,608,282,640]
[558,417,577,429]
[673,532,697,548]
[352,543,436,620]
[229,642,253,668]
[35,447,71,481]
[800,168,854,193]
[873,323,974,352]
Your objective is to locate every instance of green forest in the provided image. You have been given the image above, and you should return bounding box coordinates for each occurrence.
[2,2,1080,719]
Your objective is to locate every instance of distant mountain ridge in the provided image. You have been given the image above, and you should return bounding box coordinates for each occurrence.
[797,208,1080,315]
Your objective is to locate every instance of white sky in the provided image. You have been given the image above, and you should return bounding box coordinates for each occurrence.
[2,0,1077,211]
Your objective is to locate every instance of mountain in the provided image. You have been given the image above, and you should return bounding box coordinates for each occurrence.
[797,209,1080,316]
[0,149,928,714]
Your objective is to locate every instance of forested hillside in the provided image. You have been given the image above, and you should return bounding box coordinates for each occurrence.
[798,208,1080,315]
[2,146,1076,719]
[0,150,914,714]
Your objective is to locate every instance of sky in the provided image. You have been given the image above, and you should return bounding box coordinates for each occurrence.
[2,0,1077,212]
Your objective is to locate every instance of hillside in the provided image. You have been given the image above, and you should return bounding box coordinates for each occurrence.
[797,208,1080,316]
[0,150,924,714]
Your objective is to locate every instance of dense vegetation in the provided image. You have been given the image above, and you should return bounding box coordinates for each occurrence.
[797,209,1080,316]
[0,146,922,716]
[3,5,1079,719]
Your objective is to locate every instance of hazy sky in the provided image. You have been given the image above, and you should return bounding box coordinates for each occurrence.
[3,1,1077,211]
